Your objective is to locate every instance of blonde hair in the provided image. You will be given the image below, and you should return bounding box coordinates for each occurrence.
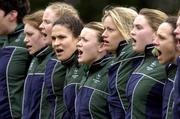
[85,22,104,42]
[102,6,138,40]
[23,10,44,30]
[139,8,168,31]
[47,2,79,19]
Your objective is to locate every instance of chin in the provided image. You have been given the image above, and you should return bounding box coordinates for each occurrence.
[159,59,167,64]
[159,60,164,64]
[78,60,85,64]
[78,59,82,64]
[57,57,62,61]
[29,51,34,55]
[132,47,138,52]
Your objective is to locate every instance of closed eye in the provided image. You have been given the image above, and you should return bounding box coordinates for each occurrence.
[157,34,166,41]
[79,37,88,42]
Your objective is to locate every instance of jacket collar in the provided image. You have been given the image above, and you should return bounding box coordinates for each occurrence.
[116,40,128,56]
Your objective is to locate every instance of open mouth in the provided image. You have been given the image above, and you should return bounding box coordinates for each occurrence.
[26,45,32,50]
[55,49,63,54]
[152,47,162,57]
[103,40,109,46]
[103,39,109,44]
[78,49,83,57]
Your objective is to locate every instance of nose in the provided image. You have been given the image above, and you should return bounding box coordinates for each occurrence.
[24,36,28,43]
[39,22,44,30]
[174,27,179,35]
[102,29,107,38]
[76,39,82,48]
[52,38,59,48]
[153,37,159,46]
[130,28,135,37]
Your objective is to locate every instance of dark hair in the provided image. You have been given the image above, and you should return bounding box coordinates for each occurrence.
[53,16,83,38]
[0,0,30,23]
[165,16,177,38]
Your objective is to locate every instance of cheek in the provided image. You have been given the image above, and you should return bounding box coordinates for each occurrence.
[46,25,53,33]
[66,42,77,53]
[110,32,121,40]
[84,44,97,54]
[136,33,146,41]
[29,35,37,42]
[161,43,175,58]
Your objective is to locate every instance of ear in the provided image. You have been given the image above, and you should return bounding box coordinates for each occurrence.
[8,10,18,22]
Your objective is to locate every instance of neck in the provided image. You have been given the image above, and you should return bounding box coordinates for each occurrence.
[8,22,17,34]
[90,52,107,65]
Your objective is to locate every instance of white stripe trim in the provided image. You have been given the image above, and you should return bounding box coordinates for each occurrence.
[54,97,58,119]
[28,73,44,75]
[83,86,109,95]
[111,56,143,66]
[6,48,16,119]
[21,75,29,119]
[115,62,126,112]
[36,47,49,57]
[4,46,27,50]
[131,75,144,119]
[89,90,94,119]
[64,83,81,89]
[165,88,173,119]
[39,81,45,119]
[51,62,58,118]
[50,58,60,63]
[168,78,174,83]
[133,72,165,85]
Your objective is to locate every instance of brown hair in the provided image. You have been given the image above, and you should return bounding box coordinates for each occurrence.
[23,10,44,31]
[84,22,104,42]
[47,2,79,19]
[139,8,168,31]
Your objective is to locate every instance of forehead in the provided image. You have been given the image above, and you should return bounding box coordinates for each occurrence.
[24,23,36,31]
[133,15,148,25]
[81,28,97,37]
[103,16,115,25]
[158,22,172,34]
[52,24,71,34]
[43,8,58,21]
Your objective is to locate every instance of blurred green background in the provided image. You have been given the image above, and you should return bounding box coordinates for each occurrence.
[29,0,180,23]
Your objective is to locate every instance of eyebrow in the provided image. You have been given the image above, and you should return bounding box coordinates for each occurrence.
[79,36,87,40]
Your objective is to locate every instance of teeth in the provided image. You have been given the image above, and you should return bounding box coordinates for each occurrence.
[78,50,83,55]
